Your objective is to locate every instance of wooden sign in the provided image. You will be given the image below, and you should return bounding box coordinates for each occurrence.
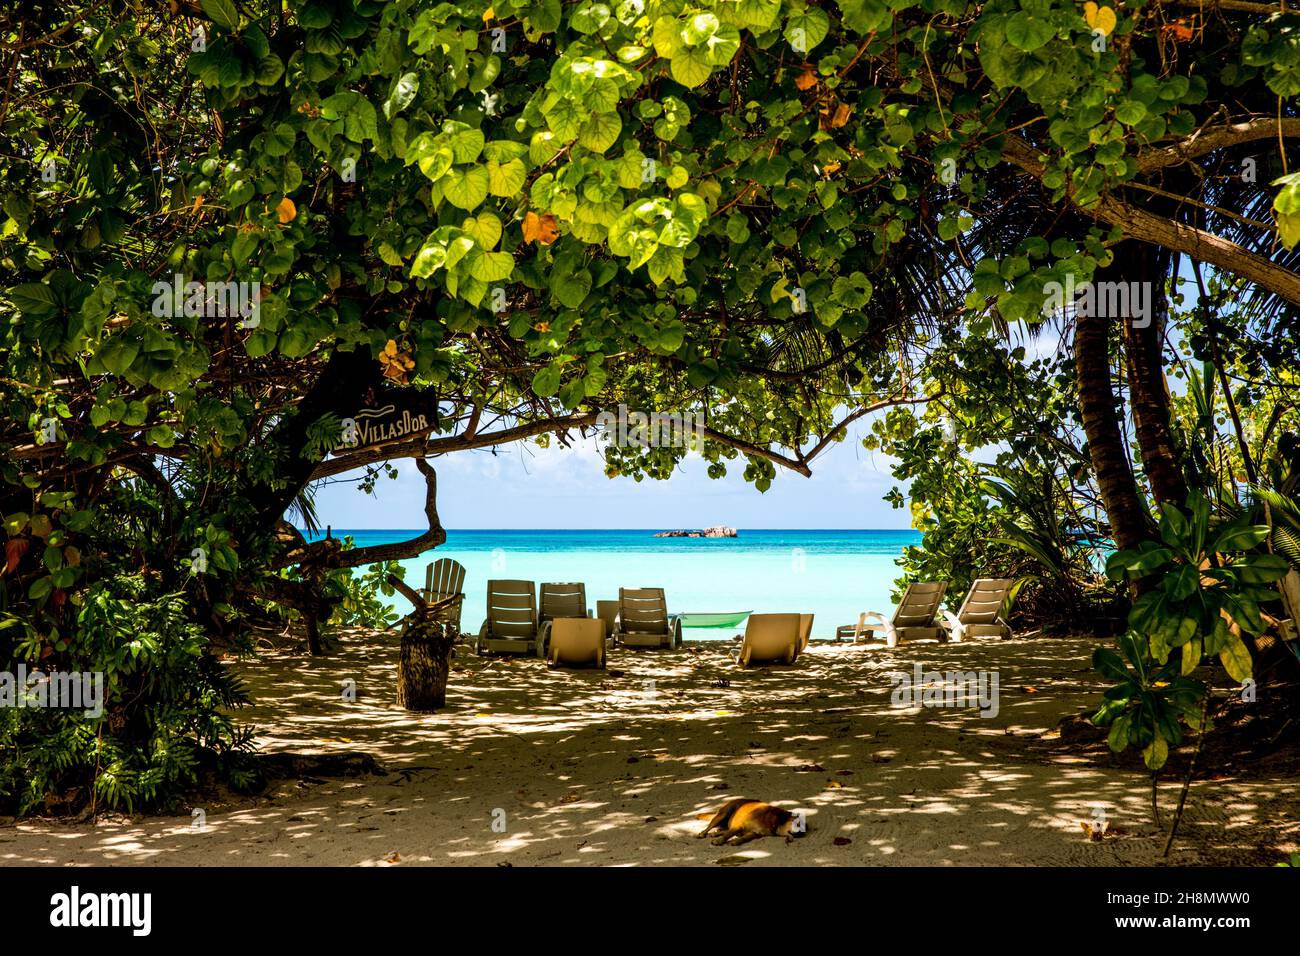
[333,390,434,453]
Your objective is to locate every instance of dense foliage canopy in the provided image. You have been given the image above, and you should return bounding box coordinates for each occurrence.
[3,0,1300,811]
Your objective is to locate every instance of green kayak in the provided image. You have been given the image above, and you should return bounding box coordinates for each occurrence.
[679,611,752,628]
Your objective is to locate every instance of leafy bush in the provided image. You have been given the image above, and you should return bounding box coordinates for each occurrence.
[1094,494,1290,769]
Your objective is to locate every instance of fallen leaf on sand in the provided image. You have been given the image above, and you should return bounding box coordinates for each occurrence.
[796,763,825,773]
[1020,686,1038,694]
[871,753,892,763]
[384,851,401,863]
[833,836,852,846]
[715,854,753,866]
[825,780,844,790]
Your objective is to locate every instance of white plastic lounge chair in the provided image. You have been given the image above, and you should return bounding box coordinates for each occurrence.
[611,587,682,649]
[737,613,807,667]
[423,557,467,630]
[942,578,1015,642]
[837,581,947,647]
[476,579,541,655]
[547,618,607,669]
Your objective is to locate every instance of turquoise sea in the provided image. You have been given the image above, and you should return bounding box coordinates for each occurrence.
[311,529,922,641]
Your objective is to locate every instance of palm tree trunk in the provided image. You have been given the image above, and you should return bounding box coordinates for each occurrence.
[1121,243,1188,506]
[1074,306,1151,552]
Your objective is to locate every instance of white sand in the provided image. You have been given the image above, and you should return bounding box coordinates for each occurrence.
[3,632,1296,866]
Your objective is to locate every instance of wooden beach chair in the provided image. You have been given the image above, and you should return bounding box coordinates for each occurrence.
[547,618,607,669]
[476,579,542,655]
[422,558,467,631]
[942,578,1016,642]
[737,613,807,667]
[611,587,683,649]
[836,581,947,647]
[537,581,591,656]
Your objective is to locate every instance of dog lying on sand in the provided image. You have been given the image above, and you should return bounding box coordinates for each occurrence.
[696,798,804,846]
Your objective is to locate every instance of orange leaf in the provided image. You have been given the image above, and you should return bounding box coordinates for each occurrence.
[794,67,818,91]
[522,211,560,246]
[276,196,297,224]
[4,538,29,575]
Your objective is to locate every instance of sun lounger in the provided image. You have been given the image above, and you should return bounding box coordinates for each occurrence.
[836,581,947,646]
[611,587,682,649]
[942,578,1016,641]
[798,613,814,651]
[546,618,607,669]
[737,613,807,667]
[476,579,541,655]
[537,581,591,656]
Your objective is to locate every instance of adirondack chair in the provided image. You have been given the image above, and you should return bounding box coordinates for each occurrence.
[837,581,947,647]
[422,558,467,631]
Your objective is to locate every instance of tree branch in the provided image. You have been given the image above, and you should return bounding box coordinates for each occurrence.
[1136,117,1300,174]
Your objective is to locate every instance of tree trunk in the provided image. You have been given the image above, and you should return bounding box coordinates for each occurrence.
[1074,304,1151,552]
[1122,243,1188,507]
[244,348,383,542]
[398,621,453,711]
[388,575,460,712]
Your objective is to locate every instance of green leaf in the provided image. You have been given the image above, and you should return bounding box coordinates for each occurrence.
[486,158,527,197]
[1143,736,1169,771]
[201,0,240,30]
[384,73,419,119]
[1006,12,1054,52]
[467,250,515,283]
[785,7,830,54]
[577,112,623,153]
[443,166,490,210]
[411,244,447,278]
[8,283,58,317]
[726,0,780,32]
[462,212,503,250]
[1219,634,1253,683]
[670,46,714,88]
[553,268,592,308]
[532,363,562,397]
[1212,521,1270,553]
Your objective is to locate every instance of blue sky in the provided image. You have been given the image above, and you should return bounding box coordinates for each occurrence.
[312,420,912,530]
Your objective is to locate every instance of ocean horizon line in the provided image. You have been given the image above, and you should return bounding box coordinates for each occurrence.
[302,527,920,533]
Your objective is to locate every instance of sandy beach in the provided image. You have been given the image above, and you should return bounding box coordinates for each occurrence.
[3,632,1297,867]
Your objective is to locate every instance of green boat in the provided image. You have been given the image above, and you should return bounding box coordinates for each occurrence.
[679,611,752,628]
